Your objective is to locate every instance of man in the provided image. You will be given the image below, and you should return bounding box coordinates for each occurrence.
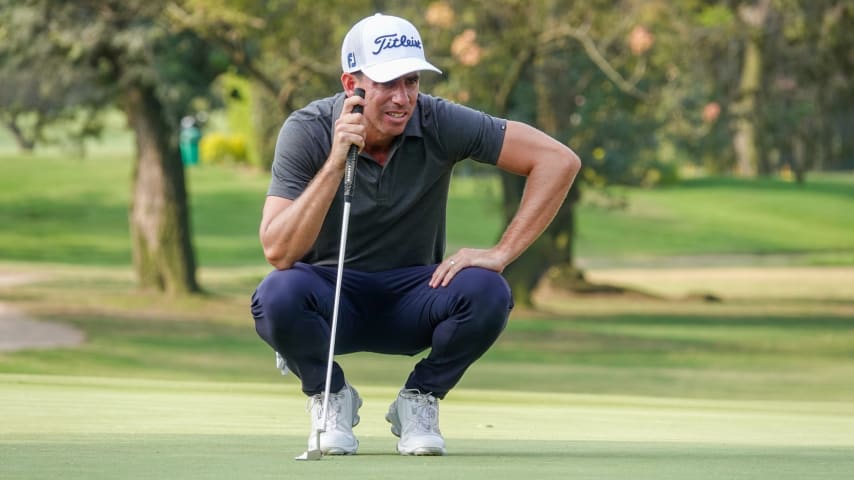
[251,13,580,456]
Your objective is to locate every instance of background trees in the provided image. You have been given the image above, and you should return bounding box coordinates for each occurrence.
[2,0,228,294]
[2,0,850,299]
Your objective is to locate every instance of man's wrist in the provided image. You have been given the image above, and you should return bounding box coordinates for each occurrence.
[489,245,517,271]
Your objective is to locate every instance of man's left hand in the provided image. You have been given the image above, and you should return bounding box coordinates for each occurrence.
[429,248,506,288]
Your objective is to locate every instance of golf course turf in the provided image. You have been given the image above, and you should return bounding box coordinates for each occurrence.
[3,375,853,479]
[2,153,853,478]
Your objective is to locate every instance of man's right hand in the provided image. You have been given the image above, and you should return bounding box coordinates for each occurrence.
[330,95,366,169]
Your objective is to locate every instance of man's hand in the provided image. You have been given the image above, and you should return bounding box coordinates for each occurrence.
[330,95,366,170]
[429,248,508,288]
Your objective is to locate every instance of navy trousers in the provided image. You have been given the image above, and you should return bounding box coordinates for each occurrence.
[250,263,512,398]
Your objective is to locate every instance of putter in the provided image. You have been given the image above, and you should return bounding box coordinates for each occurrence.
[296,88,365,461]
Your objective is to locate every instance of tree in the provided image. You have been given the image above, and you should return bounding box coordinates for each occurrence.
[409,0,668,305]
[730,0,772,177]
[760,0,853,179]
[166,0,366,169]
[0,71,103,153]
[0,8,107,152]
[134,0,851,304]
[187,0,671,305]
[1,0,228,294]
[683,1,854,180]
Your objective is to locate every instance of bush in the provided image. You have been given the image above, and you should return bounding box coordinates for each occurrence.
[219,73,262,167]
[199,132,249,165]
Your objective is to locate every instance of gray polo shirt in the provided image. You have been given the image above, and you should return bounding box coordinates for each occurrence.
[268,92,507,272]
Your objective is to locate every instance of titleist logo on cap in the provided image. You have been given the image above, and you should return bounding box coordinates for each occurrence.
[372,34,423,55]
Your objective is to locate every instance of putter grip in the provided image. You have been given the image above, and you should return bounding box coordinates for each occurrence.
[343,88,365,202]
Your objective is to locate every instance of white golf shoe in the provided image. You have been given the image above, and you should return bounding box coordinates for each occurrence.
[307,383,361,455]
[385,389,447,456]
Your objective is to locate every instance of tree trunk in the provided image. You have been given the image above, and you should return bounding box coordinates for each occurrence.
[731,36,762,177]
[3,117,35,152]
[792,134,806,184]
[500,53,579,307]
[732,0,770,178]
[125,85,199,294]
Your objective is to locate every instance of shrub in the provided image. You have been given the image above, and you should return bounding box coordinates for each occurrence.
[199,132,249,165]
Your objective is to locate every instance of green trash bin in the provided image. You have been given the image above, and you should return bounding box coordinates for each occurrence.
[179,116,201,166]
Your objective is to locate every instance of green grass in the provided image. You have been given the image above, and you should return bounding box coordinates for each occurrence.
[2,263,853,401]
[2,148,854,478]
[0,152,271,267]
[2,375,853,480]
[1,154,853,401]
[2,153,853,268]
[576,174,854,265]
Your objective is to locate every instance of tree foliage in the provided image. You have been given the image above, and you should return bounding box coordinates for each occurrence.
[1,0,229,294]
[0,3,108,151]
[3,0,850,301]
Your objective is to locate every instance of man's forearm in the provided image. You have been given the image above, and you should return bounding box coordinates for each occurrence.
[492,153,580,269]
[261,162,345,269]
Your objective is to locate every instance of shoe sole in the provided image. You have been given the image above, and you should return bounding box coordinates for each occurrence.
[397,446,447,456]
[323,447,358,455]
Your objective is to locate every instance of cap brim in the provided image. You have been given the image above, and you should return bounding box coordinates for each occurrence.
[361,58,442,83]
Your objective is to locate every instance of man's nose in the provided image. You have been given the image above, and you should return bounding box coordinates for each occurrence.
[391,82,408,103]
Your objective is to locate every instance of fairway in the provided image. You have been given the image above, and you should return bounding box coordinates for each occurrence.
[2,263,854,478]
[2,153,854,478]
[2,375,853,480]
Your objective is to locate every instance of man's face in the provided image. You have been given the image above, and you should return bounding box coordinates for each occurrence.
[360,73,420,143]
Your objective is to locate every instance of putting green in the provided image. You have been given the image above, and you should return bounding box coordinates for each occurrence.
[2,374,853,479]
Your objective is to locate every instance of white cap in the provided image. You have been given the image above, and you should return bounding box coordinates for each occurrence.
[341,14,442,83]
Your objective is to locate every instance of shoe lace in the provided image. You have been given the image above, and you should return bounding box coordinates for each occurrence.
[404,390,441,435]
[307,390,346,430]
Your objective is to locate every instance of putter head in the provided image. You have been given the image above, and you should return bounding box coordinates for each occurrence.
[294,449,322,461]
[294,430,323,461]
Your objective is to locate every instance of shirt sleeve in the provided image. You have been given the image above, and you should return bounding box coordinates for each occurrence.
[267,112,331,199]
[430,96,507,165]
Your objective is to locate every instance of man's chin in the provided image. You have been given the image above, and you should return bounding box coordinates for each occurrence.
[381,120,408,136]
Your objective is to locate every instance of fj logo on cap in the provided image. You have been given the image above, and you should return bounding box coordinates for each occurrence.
[347,52,357,69]
[371,34,422,55]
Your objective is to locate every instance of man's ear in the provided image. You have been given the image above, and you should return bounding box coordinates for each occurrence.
[341,72,360,96]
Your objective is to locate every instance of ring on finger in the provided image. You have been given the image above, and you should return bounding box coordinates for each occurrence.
[449,259,456,266]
